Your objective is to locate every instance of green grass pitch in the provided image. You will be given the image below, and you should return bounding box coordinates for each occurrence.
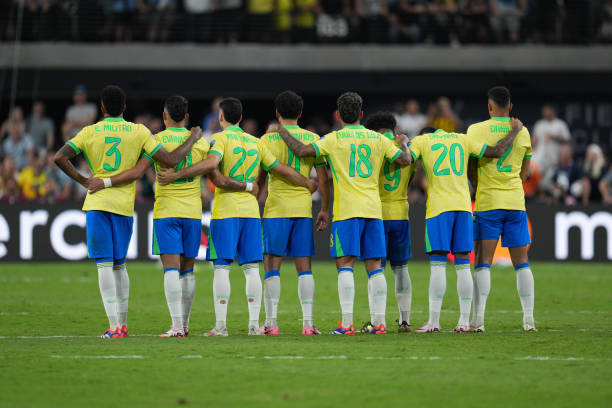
[0,261,610,407]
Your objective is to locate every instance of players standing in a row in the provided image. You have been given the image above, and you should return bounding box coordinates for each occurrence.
[275,92,414,335]
[256,91,331,336]
[54,86,211,338]
[468,87,536,332]
[157,97,317,336]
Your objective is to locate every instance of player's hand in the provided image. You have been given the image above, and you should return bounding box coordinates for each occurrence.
[511,118,523,131]
[307,179,318,194]
[157,167,178,185]
[87,177,105,194]
[190,126,203,140]
[266,123,280,133]
[316,210,330,231]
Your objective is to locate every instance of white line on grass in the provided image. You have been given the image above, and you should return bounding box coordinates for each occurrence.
[51,355,147,359]
[36,355,611,361]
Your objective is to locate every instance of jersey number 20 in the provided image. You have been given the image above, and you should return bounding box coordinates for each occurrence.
[432,143,464,176]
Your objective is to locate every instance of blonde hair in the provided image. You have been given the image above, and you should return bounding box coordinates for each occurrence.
[584,144,606,179]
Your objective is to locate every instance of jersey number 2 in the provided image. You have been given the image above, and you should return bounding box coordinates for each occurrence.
[496,145,513,172]
[103,137,122,172]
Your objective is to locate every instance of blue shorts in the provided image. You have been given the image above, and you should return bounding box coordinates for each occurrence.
[86,210,133,261]
[473,210,531,248]
[206,218,263,265]
[330,218,385,260]
[263,217,315,258]
[153,218,202,258]
[425,211,473,254]
[383,220,412,264]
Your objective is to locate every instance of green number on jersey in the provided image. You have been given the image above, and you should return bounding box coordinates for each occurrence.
[288,149,301,173]
[228,147,259,182]
[496,144,513,172]
[349,144,373,178]
[383,160,401,191]
[171,152,194,185]
[103,137,122,172]
[431,142,464,176]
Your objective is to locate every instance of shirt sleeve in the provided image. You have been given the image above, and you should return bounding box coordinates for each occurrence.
[66,127,87,155]
[408,136,422,161]
[311,133,333,158]
[194,138,210,158]
[259,142,279,171]
[208,132,225,160]
[522,129,533,159]
[466,134,487,159]
[141,127,162,157]
[382,135,403,163]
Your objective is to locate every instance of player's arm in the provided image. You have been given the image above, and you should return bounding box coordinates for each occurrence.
[157,154,222,184]
[519,158,531,183]
[152,126,203,167]
[276,126,317,158]
[254,169,268,200]
[468,157,478,189]
[315,166,331,231]
[53,144,91,189]
[390,133,413,167]
[482,118,523,158]
[270,162,318,193]
[208,168,251,193]
[88,157,152,193]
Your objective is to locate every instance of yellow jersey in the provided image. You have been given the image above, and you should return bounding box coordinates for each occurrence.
[260,125,325,218]
[311,125,402,221]
[409,129,487,219]
[209,125,278,219]
[67,117,162,217]
[379,132,415,221]
[18,166,46,200]
[151,127,210,220]
[468,117,532,212]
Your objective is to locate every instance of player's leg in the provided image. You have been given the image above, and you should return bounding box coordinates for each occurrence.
[451,211,475,333]
[416,213,452,333]
[503,210,535,331]
[471,210,502,331]
[87,211,121,338]
[206,218,239,336]
[362,218,388,334]
[178,218,201,336]
[153,218,185,337]
[262,218,290,334]
[388,220,412,331]
[288,218,318,334]
[237,218,264,335]
[110,213,134,337]
[329,219,359,334]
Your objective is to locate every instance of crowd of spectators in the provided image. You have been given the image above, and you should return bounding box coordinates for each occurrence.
[2,0,612,45]
[1,88,612,206]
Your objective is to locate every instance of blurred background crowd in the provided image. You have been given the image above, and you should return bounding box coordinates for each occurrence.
[1,85,611,207]
[2,0,612,45]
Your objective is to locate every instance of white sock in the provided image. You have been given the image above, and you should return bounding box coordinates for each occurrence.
[369,269,387,327]
[428,257,447,327]
[243,263,262,328]
[164,268,183,329]
[180,269,195,331]
[337,267,354,327]
[455,260,473,327]
[516,263,535,325]
[297,271,314,328]
[97,261,119,329]
[263,270,280,327]
[367,278,375,322]
[472,264,491,327]
[213,265,231,329]
[113,262,129,328]
[392,264,411,324]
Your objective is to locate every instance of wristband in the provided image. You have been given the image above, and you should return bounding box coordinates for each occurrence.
[103,178,112,188]
[245,182,254,192]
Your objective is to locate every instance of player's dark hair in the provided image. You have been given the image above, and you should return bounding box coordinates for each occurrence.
[275,91,303,120]
[488,86,511,108]
[337,92,363,123]
[364,111,397,132]
[219,97,242,124]
[101,85,126,117]
[419,126,437,134]
[164,95,189,122]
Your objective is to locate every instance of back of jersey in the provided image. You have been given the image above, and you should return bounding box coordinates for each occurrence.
[260,126,324,218]
[67,117,161,216]
[378,131,415,221]
[468,118,532,212]
[152,127,210,220]
[409,130,486,219]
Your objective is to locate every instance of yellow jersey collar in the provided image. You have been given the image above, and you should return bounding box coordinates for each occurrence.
[226,125,243,133]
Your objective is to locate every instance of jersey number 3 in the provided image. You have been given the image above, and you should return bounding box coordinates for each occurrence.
[103,137,122,172]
